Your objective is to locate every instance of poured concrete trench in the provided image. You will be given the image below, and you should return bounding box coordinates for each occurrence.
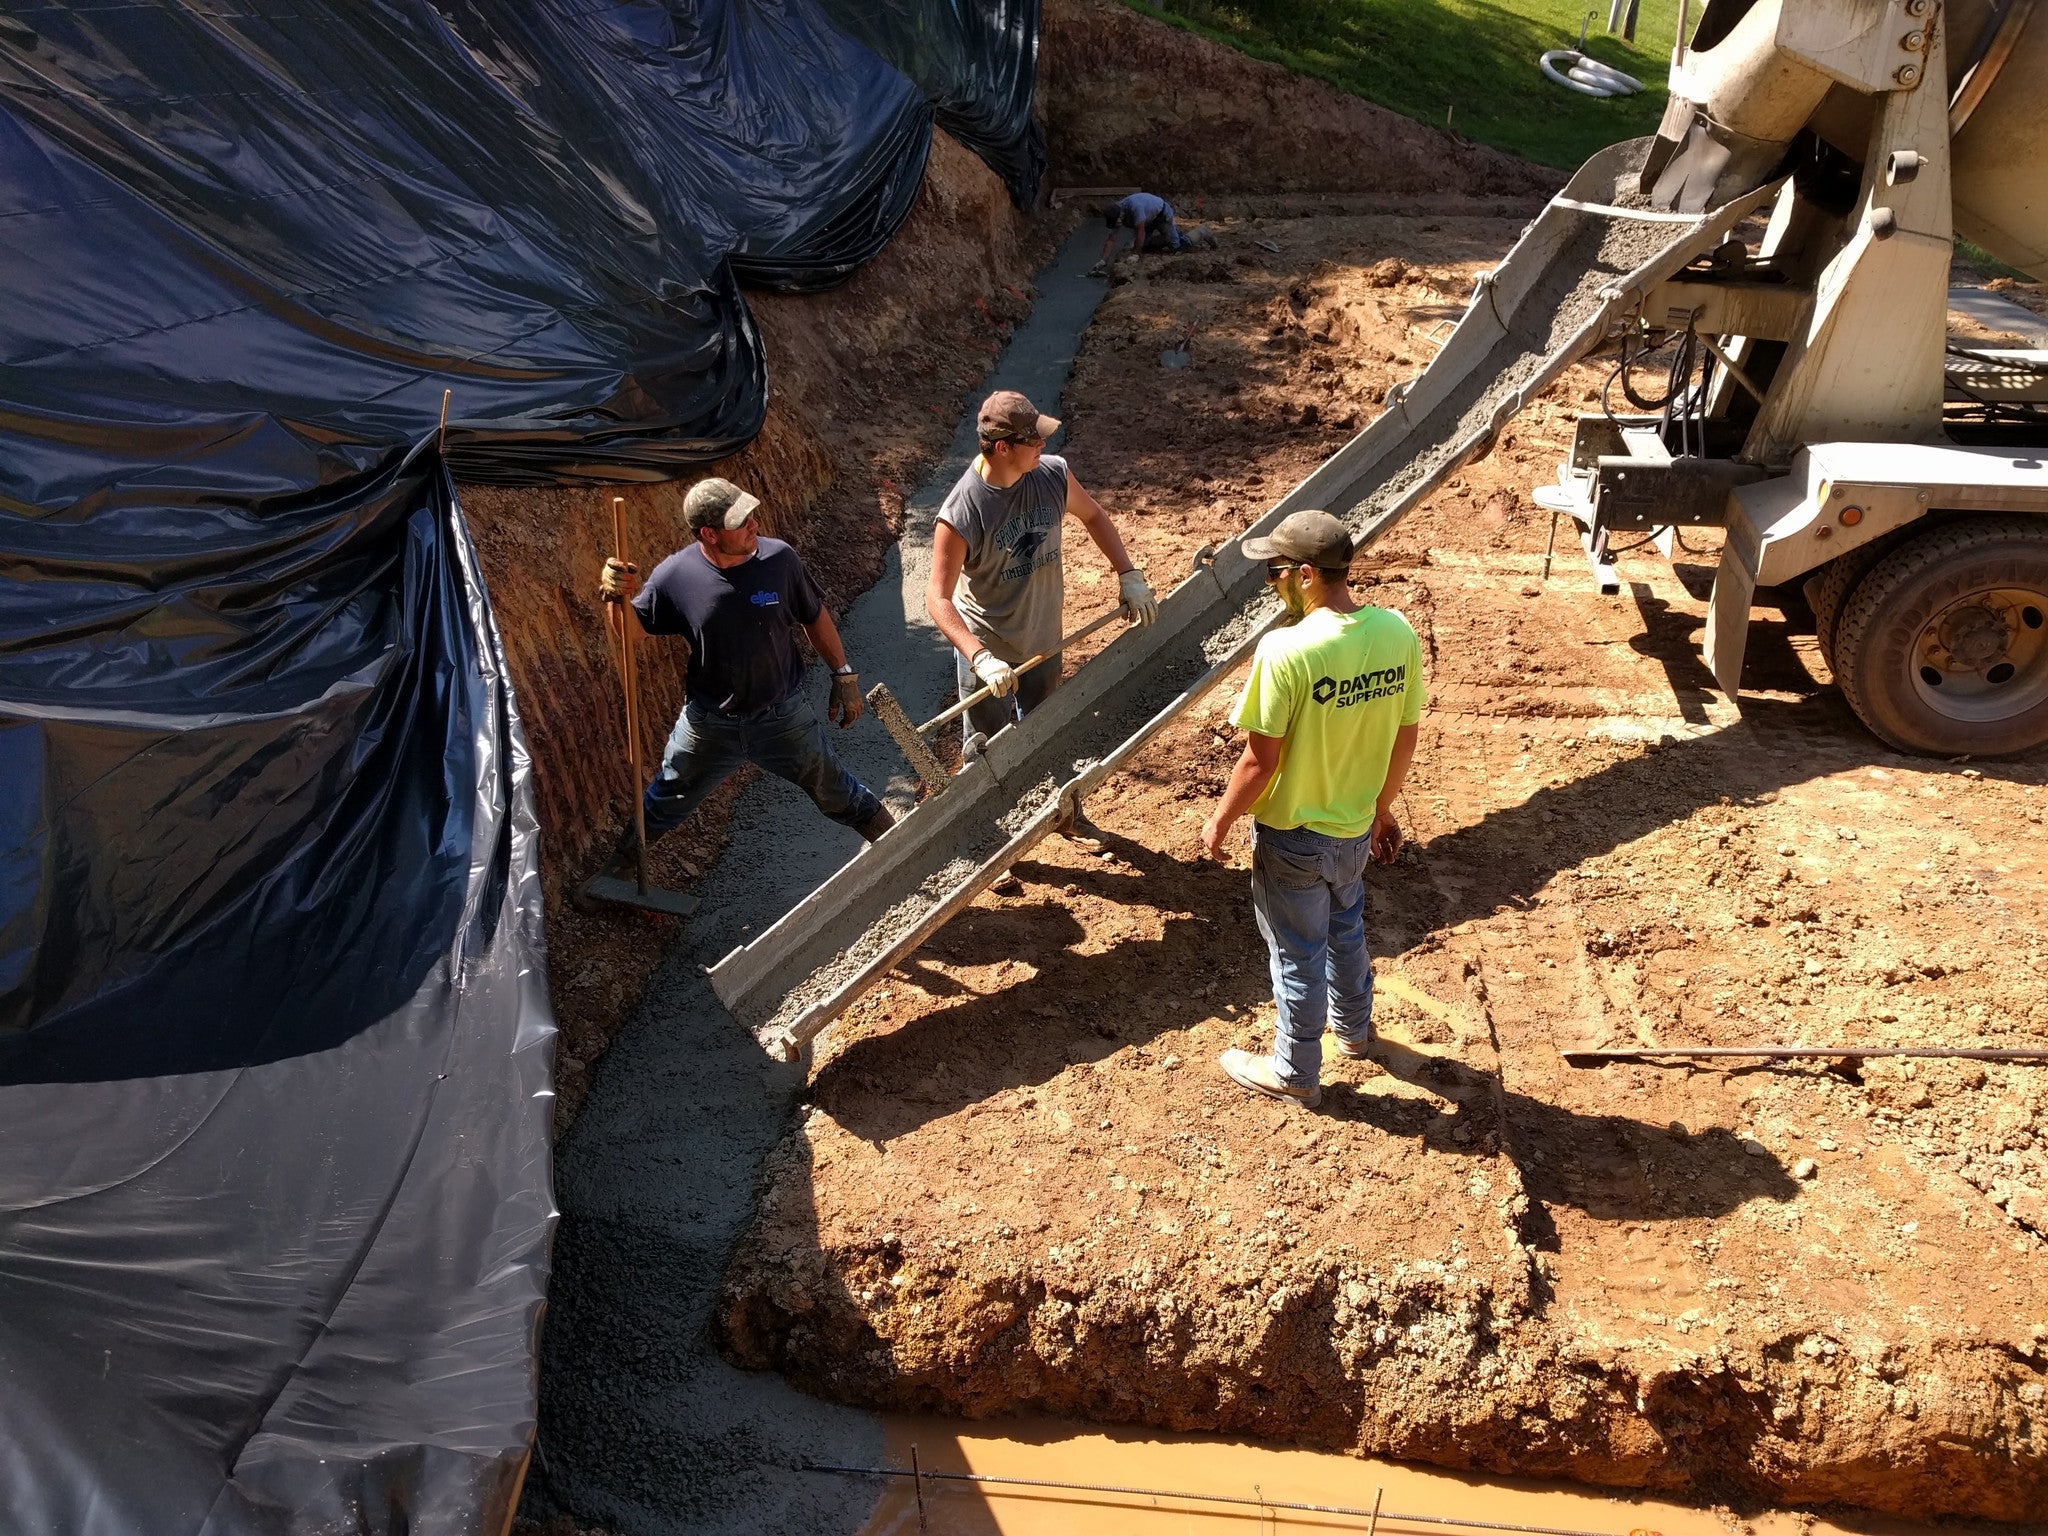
[525,226,1119,1536]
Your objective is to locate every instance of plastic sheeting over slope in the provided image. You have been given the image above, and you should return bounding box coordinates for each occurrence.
[818,0,1048,207]
[0,2,1043,1531]
[0,0,1040,486]
[0,443,557,1534]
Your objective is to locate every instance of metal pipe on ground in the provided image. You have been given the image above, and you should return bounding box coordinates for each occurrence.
[801,1461,1638,1536]
[1564,1045,2048,1065]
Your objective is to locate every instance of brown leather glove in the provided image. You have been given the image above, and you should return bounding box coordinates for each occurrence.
[829,669,862,727]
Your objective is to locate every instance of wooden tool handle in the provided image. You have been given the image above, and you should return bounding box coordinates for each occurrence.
[918,605,1128,736]
[611,496,650,894]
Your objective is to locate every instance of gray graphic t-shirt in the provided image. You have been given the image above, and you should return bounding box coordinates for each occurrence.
[937,453,1069,660]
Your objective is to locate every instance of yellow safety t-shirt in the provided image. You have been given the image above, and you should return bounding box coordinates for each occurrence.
[1230,605,1426,838]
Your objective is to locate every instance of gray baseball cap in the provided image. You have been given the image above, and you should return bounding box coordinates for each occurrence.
[1243,509,1354,569]
[683,477,761,531]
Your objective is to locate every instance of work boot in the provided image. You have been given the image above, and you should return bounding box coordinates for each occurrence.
[1218,1048,1321,1109]
[856,805,896,843]
[1332,1032,1380,1061]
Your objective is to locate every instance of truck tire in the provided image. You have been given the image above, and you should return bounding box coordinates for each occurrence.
[1803,536,1897,674]
[1832,516,2048,756]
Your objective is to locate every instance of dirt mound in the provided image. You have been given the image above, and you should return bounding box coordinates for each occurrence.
[1040,0,1560,200]
[462,131,1055,1125]
[718,211,2048,1522]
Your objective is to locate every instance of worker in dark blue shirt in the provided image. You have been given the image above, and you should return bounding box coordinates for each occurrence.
[590,478,891,886]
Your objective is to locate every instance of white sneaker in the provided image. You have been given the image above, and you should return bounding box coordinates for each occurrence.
[1218,1048,1322,1108]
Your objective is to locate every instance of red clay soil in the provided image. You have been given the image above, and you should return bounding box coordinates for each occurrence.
[718,212,2048,1522]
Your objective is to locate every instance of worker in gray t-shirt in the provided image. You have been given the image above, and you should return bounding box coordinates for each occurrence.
[927,391,1158,829]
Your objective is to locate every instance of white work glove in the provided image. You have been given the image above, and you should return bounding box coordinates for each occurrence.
[599,556,638,603]
[1118,568,1159,626]
[970,648,1017,699]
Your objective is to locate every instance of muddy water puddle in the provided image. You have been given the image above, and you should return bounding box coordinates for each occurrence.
[854,1416,1996,1536]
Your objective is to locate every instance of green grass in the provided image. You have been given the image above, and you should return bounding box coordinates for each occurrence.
[1120,0,1681,171]
[1956,236,2036,284]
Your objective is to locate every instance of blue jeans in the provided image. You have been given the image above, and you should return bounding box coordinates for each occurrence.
[643,693,881,838]
[1251,822,1376,1090]
[954,648,1063,746]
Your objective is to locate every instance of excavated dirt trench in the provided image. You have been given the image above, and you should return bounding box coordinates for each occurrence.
[717,208,2048,1522]
[515,3,2045,1529]
[463,130,1051,1126]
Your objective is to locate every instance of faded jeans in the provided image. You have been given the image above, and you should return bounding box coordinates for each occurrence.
[1251,822,1376,1091]
[953,648,1063,746]
[643,692,881,838]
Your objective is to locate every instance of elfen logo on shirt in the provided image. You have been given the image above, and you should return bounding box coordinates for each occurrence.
[1312,664,1405,707]
[749,591,780,607]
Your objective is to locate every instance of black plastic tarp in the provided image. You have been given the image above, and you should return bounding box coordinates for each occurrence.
[817,0,1048,208]
[0,0,1038,488]
[0,438,557,1533]
[0,2,1042,1532]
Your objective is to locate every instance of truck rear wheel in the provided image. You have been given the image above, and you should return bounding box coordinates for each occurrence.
[1803,537,1895,674]
[1832,516,2048,757]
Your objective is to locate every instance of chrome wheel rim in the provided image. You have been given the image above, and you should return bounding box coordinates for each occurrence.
[1909,585,2048,721]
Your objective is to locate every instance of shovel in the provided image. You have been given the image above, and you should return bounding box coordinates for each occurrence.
[578,496,699,918]
[866,605,1128,796]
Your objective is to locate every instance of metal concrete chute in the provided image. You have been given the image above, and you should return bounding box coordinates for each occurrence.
[712,146,1767,1063]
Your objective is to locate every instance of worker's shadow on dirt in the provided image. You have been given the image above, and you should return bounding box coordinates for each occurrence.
[1325,1041,1801,1242]
[811,829,1800,1231]
[809,831,1252,1145]
[1376,689,2044,959]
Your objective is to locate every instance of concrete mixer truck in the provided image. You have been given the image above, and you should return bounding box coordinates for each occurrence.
[1530,0,2048,756]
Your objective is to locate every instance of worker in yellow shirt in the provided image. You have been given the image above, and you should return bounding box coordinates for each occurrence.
[1202,510,1426,1108]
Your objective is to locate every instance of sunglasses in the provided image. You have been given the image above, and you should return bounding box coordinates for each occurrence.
[1264,562,1299,582]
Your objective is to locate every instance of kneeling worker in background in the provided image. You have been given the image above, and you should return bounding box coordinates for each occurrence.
[1201,510,1425,1108]
[1098,191,1214,267]
[590,478,891,888]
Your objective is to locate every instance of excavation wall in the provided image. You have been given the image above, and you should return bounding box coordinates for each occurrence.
[1039,0,1560,199]
[462,131,1049,1122]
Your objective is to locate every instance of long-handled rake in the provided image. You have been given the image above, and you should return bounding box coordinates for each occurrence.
[866,605,1128,796]
[579,495,699,918]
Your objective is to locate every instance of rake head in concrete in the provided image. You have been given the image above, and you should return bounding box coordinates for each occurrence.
[867,681,951,795]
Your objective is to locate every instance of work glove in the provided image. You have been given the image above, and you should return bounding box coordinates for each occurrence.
[599,557,638,603]
[1118,568,1159,626]
[970,648,1017,699]
[828,669,862,728]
